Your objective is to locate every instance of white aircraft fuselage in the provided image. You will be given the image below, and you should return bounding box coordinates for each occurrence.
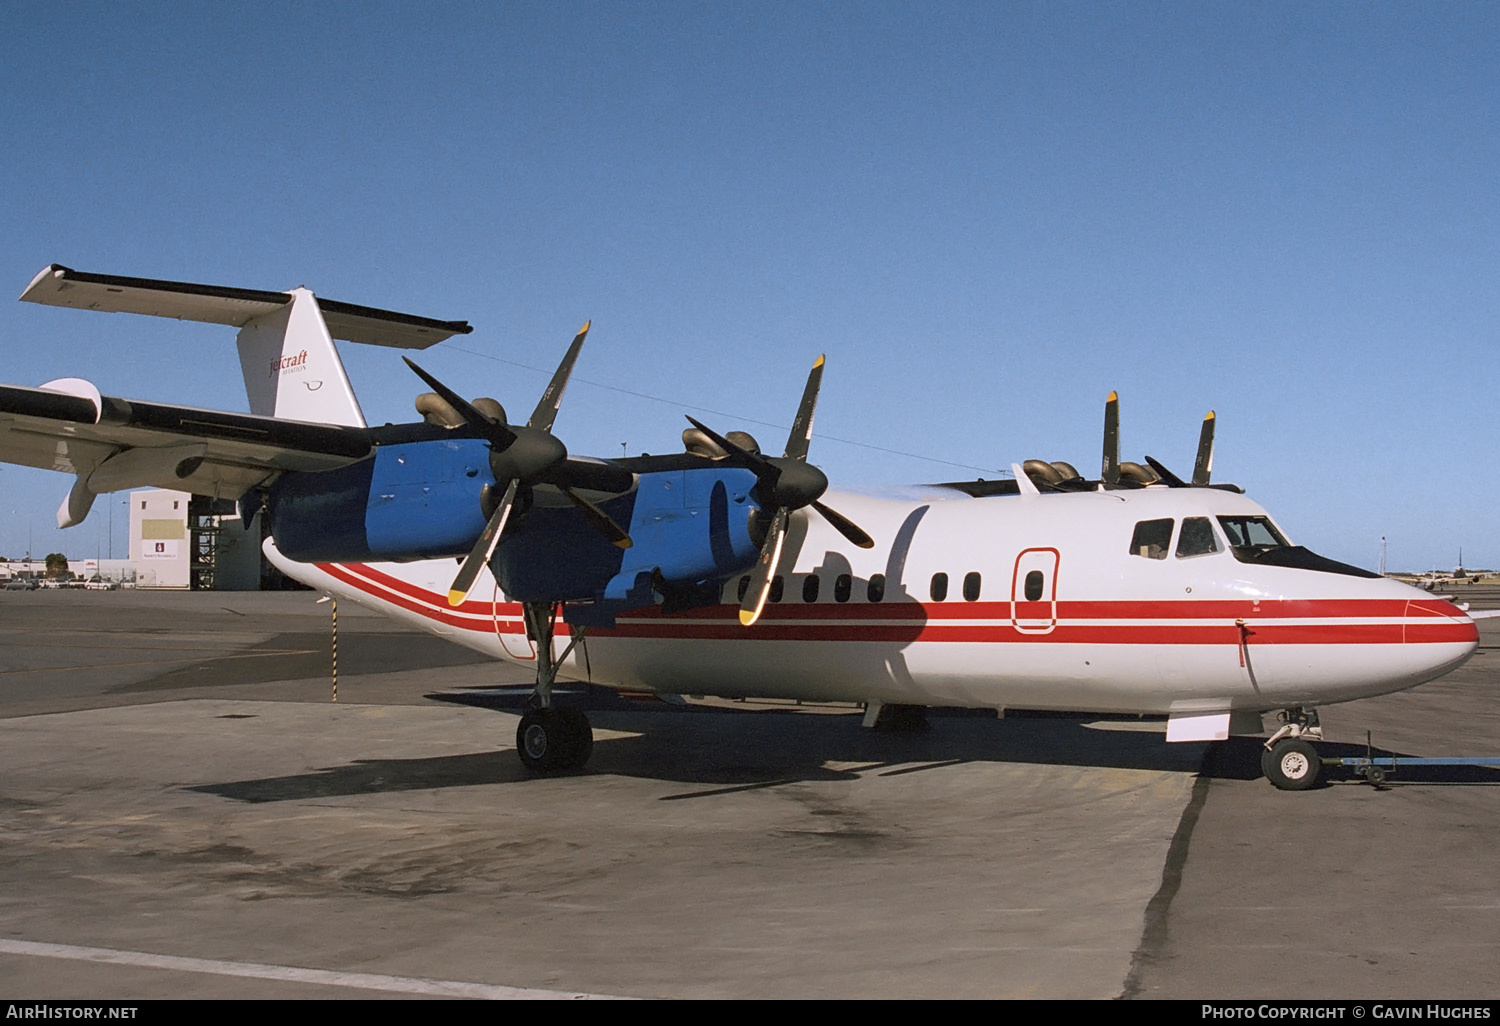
[266,484,1477,721]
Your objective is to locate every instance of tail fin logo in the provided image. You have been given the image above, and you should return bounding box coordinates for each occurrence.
[269,349,309,378]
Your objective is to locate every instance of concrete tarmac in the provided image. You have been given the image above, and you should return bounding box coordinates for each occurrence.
[0,588,1496,999]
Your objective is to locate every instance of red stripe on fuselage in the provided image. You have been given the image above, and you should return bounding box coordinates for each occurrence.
[315,564,1477,646]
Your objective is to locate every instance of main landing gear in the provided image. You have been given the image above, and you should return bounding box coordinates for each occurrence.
[515,602,593,772]
[517,707,593,772]
[1261,708,1324,791]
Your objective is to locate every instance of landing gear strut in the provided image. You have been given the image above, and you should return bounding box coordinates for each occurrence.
[516,602,593,772]
[1262,708,1323,791]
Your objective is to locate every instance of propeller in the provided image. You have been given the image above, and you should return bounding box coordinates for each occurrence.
[1192,410,1215,486]
[1143,409,1216,489]
[403,321,633,607]
[684,355,874,627]
[1100,390,1161,486]
[1101,390,1121,487]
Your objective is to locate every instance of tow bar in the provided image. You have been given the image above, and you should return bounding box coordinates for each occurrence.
[1333,731,1500,785]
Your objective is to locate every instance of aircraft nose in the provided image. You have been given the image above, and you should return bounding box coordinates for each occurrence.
[1403,595,1479,684]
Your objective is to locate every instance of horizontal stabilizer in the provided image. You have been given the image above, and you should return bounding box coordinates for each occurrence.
[20,264,471,349]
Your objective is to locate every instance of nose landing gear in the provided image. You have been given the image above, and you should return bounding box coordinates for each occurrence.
[1262,708,1323,790]
[515,602,594,772]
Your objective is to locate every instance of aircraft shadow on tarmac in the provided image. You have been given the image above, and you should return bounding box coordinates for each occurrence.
[188,697,1208,804]
[115,632,490,693]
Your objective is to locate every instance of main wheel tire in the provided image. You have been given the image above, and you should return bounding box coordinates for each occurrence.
[556,707,593,769]
[1262,738,1322,791]
[517,709,568,772]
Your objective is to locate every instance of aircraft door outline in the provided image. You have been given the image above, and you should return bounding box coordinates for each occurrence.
[1011,547,1060,635]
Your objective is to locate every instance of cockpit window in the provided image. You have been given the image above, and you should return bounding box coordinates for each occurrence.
[1130,519,1173,560]
[1176,517,1223,558]
[1217,516,1289,551]
[1215,514,1379,578]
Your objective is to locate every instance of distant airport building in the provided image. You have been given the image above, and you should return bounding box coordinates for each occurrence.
[127,488,265,590]
[1,489,271,590]
[129,488,191,588]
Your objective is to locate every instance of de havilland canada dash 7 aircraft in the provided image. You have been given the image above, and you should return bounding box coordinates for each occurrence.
[1,264,1482,789]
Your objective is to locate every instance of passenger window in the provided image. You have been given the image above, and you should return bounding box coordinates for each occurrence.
[1023,570,1043,602]
[737,576,751,602]
[769,575,785,603]
[964,571,982,601]
[802,574,820,603]
[1130,519,1174,560]
[834,574,852,603]
[930,573,948,601]
[867,573,885,603]
[1176,517,1222,559]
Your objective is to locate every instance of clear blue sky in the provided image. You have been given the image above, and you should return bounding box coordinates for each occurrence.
[1,2,1495,571]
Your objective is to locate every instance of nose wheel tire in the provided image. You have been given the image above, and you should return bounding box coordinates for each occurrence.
[516,708,594,772]
[1262,737,1322,791]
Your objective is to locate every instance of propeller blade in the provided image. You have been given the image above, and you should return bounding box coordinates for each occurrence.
[527,321,590,432]
[811,500,874,549]
[448,478,521,606]
[559,485,633,549]
[740,507,789,627]
[1101,390,1120,486]
[1144,456,1188,488]
[684,415,777,482]
[783,355,824,461]
[404,358,517,448]
[1192,410,1215,486]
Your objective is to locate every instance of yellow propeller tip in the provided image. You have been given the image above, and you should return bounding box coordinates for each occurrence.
[579,320,591,333]
[813,354,825,368]
[1205,410,1216,420]
[739,609,758,626]
[447,590,467,607]
[615,538,633,550]
[1107,390,1118,402]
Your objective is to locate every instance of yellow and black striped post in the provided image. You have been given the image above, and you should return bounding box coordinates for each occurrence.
[331,598,338,703]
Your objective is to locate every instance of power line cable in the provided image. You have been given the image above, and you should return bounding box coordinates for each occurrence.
[445,345,1006,476]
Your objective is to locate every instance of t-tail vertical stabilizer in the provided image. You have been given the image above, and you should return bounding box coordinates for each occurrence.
[236,288,365,427]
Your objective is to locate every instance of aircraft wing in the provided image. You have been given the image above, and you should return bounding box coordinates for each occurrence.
[0,381,372,504]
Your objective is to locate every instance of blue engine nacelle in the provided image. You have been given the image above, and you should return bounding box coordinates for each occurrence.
[267,440,764,619]
[492,466,763,615]
[267,439,495,562]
